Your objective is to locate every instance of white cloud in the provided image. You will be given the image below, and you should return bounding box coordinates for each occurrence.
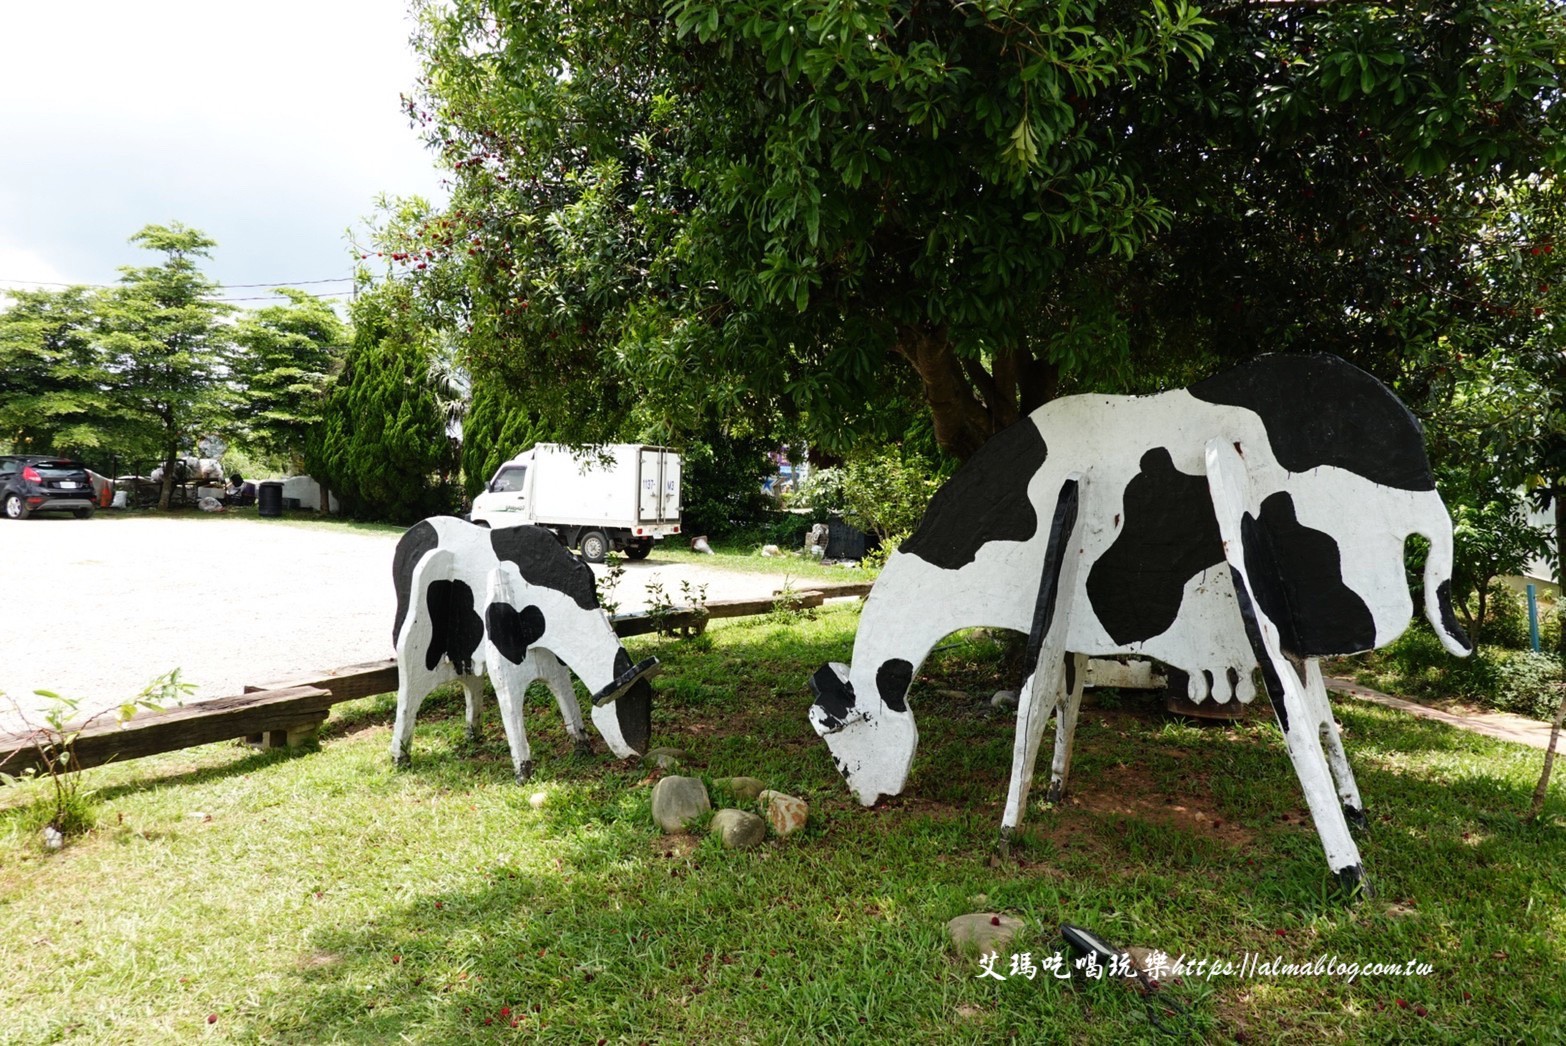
[0,1,447,294]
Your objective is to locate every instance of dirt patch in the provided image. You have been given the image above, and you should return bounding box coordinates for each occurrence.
[651,833,700,859]
[1053,776,1257,847]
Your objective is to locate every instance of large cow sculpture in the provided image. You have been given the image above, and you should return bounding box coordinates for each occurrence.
[392,516,657,780]
[809,354,1472,893]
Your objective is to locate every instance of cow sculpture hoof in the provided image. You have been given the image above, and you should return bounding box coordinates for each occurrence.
[515,760,535,785]
[393,750,412,770]
[1045,781,1065,804]
[1336,864,1372,900]
[1343,803,1368,832]
[573,739,595,758]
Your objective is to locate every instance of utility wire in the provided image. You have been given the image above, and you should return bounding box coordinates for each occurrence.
[0,276,355,289]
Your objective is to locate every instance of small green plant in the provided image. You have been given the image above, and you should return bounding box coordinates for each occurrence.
[596,550,627,616]
[1,670,193,846]
[769,574,814,623]
[643,578,710,638]
[859,530,907,573]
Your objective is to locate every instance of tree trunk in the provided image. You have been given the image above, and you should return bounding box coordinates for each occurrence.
[319,480,331,516]
[157,441,177,512]
[894,326,999,461]
[1527,480,1566,822]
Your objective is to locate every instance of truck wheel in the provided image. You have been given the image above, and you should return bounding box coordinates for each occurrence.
[579,530,610,563]
[624,541,652,561]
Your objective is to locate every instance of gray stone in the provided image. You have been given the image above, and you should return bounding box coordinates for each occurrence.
[946,912,1024,958]
[643,747,688,770]
[990,689,1019,711]
[711,808,767,850]
[758,790,808,836]
[651,775,710,833]
[716,776,766,801]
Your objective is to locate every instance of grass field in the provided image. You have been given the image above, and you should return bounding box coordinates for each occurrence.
[2,605,1562,1043]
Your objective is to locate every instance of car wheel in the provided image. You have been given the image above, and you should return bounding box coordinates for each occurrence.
[579,530,610,563]
[74,507,95,520]
[624,541,652,561]
[3,493,27,520]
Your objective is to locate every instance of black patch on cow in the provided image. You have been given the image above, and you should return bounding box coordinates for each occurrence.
[1228,565,1290,732]
[876,659,913,714]
[613,647,632,678]
[1023,478,1080,661]
[1189,354,1435,491]
[901,420,1048,569]
[1435,580,1472,652]
[1241,492,1376,656]
[809,664,856,731]
[614,678,653,754]
[490,524,598,610]
[392,520,440,644]
[1086,448,1224,645]
[424,579,485,675]
[1064,654,1077,695]
[486,602,546,664]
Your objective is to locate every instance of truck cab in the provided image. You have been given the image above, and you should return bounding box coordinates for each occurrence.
[469,444,682,562]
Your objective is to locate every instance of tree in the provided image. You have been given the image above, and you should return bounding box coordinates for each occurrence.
[459,375,545,499]
[305,281,458,523]
[398,0,1566,462]
[0,286,124,461]
[97,224,232,509]
[230,289,347,469]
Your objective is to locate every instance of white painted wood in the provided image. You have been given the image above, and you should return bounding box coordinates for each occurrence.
[392,516,647,771]
[1083,658,1164,690]
[1002,476,1086,831]
[1205,439,1362,881]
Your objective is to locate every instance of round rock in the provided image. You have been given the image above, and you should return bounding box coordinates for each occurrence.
[990,689,1019,711]
[716,776,766,801]
[710,808,767,850]
[651,775,710,834]
[642,747,688,770]
[758,790,808,837]
[947,912,1024,958]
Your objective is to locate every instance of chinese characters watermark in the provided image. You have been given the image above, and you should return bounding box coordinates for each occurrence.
[977,950,1433,982]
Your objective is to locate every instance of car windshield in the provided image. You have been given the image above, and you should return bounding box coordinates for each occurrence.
[491,467,527,493]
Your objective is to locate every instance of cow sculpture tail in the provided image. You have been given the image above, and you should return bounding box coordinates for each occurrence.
[1419,512,1473,658]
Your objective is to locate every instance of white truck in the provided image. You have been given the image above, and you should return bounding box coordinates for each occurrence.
[468,443,682,562]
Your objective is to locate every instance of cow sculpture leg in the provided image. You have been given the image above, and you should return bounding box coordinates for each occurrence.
[392,548,462,767]
[1302,658,1367,829]
[1206,440,1368,895]
[490,648,593,783]
[1045,652,1089,804]
[461,675,486,743]
[1001,476,1085,838]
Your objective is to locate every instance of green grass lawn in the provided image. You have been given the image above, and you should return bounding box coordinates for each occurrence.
[2,605,1562,1043]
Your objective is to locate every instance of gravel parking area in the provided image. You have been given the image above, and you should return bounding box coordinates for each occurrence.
[0,515,794,730]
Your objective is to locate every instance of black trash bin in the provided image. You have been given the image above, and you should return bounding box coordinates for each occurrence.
[257,480,284,518]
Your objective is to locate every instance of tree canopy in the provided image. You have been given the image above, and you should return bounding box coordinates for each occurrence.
[397,0,1566,460]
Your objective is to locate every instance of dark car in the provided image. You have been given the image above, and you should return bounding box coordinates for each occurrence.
[0,456,97,519]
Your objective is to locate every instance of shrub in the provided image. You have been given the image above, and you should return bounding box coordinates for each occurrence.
[1493,652,1566,720]
[1474,582,1530,650]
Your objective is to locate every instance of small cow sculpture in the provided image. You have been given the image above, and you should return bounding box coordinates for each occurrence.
[810,354,1471,893]
[392,516,657,780]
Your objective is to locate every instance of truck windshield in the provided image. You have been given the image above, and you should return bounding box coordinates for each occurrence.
[490,467,527,493]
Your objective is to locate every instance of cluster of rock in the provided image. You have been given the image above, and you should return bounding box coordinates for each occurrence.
[649,762,808,850]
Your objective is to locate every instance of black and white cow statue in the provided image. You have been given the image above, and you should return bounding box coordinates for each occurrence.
[809,354,1472,893]
[392,516,657,780]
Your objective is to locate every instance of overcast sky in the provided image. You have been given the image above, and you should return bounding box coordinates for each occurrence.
[0,0,446,308]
